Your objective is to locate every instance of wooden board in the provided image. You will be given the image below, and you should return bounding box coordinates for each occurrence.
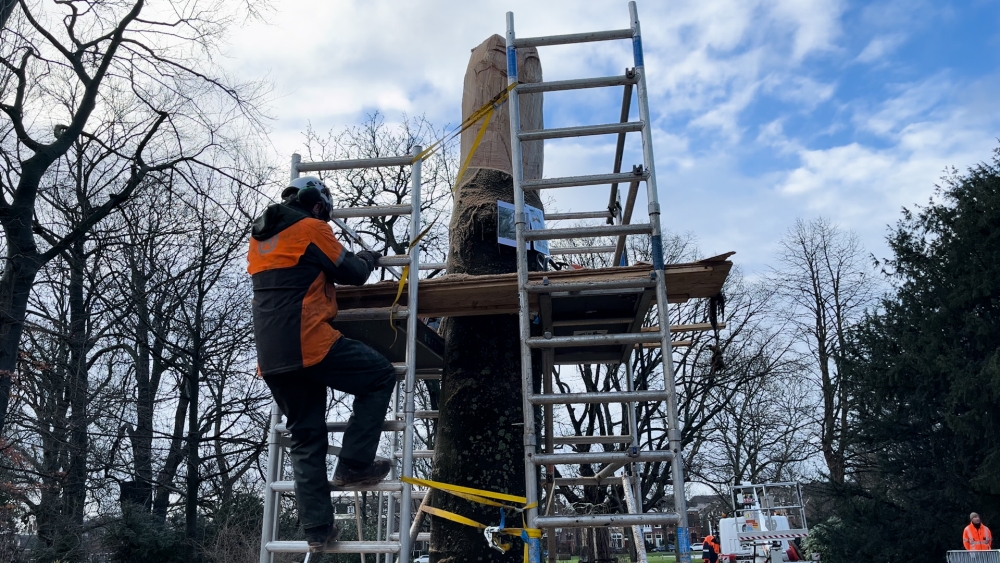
[335,254,733,318]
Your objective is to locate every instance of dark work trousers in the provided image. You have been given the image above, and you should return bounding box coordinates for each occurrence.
[264,336,395,531]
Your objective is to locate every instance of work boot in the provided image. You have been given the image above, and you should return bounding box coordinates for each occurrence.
[305,522,341,553]
[332,459,392,487]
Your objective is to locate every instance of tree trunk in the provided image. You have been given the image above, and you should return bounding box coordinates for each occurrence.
[430,35,543,563]
[186,324,202,559]
[0,214,43,434]
[126,251,156,509]
[61,239,90,562]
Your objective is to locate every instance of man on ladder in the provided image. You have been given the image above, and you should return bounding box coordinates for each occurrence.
[248,176,396,552]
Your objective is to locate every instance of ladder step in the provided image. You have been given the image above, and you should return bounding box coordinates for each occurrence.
[522,171,647,191]
[420,262,447,270]
[392,364,443,380]
[297,155,412,172]
[553,476,631,486]
[512,28,633,48]
[330,204,412,219]
[527,332,663,349]
[397,410,438,419]
[525,278,655,293]
[275,420,406,433]
[266,540,401,554]
[532,450,672,465]
[546,211,613,221]
[517,73,638,94]
[534,512,680,529]
[377,255,412,267]
[529,390,669,405]
[523,223,651,241]
[518,121,643,142]
[394,449,434,459]
[550,317,633,327]
[551,435,633,445]
[270,480,404,493]
[548,245,616,255]
[391,532,431,542]
[335,307,408,321]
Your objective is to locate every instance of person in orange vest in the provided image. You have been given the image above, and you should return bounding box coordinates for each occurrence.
[702,534,720,563]
[964,512,993,551]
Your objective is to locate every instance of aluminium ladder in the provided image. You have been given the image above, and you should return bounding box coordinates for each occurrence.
[505,3,693,563]
[259,148,438,563]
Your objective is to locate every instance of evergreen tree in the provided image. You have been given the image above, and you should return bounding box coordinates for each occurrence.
[814,147,1000,562]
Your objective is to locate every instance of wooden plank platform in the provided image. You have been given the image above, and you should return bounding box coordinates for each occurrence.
[335,252,733,318]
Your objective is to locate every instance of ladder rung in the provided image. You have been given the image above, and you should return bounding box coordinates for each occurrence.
[391,532,431,542]
[546,211,613,221]
[420,262,447,270]
[525,278,654,293]
[377,255,412,267]
[523,223,651,241]
[517,74,638,94]
[518,121,643,142]
[391,490,428,500]
[548,245,616,255]
[527,332,663,348]
[522,171,647,191]
[550,317,633,327]
[266,540,400,554]
[550,435,633,445]
[395,449,434,459]
[392,364,443,377]
[270,480,404,493]
[529,390,669,405]
[335,307,408,321]
[330,204,412,219]
[296,156,412,172]
[275,420,406,433]
[531,450,672,465]
[553,476,635,486]
[512,28,633,48]
[397,410,438,419]
[534,512,680,529]
[395,372,442,381]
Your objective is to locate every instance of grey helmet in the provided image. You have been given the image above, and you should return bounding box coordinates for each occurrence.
[282,176,333,220]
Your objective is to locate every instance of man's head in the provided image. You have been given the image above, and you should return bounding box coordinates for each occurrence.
[971,512,982,526]
[283,176,333,220]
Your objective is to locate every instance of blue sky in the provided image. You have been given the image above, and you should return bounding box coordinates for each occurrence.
[224,0,1000,273]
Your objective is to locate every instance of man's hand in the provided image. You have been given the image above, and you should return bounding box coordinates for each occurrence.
[355,250,380,273]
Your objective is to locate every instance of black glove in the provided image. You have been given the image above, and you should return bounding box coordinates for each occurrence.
[355,250,380,273]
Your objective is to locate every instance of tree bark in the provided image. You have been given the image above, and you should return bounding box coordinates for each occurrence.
[62,238,90,562]
[430,35,543,563]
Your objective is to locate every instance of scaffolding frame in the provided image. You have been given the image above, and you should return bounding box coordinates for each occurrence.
[505,3,691,563]
[258,148,432,563]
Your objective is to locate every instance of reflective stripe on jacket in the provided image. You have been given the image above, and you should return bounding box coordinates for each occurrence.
[964,524,993,551]
[248,203,371,376]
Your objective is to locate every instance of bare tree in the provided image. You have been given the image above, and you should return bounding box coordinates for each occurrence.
[538,229,813,561]
[0,0,268,434]
[300,112,454,273]
[770,218,877,483]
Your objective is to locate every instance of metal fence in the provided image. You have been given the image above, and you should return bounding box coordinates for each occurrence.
[948,550,1000,563]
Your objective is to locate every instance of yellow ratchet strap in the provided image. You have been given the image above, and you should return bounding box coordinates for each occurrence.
[409,82,517,165]
[387,84,518,330]
[402,476,534,509]
[388,217,439,338]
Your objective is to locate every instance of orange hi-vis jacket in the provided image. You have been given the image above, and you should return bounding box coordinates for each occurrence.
[703,535,719,554]
[247,204,372,376]
[964,523,993,551]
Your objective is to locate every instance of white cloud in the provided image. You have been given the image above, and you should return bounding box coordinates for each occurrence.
[856,34,907,63]
[217,0,996,273]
